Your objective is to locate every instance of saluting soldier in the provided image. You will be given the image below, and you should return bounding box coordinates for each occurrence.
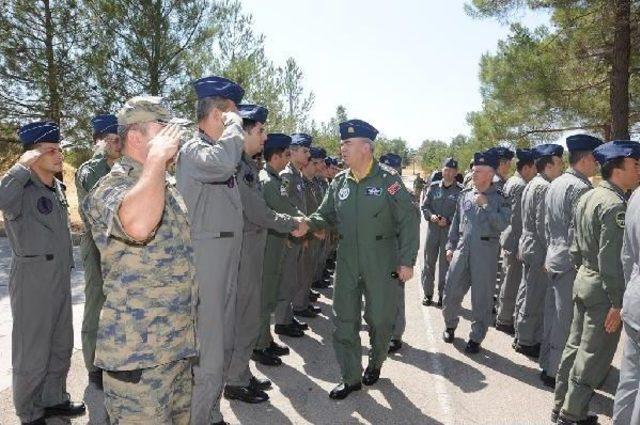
[441,150,510,354]
[420,157,462,308]
[514,143,564,357]
[553,141,640,425]
[540,134,601,387]
[305,120,419,399]
[1,122,85,424]
[76,114,121,390]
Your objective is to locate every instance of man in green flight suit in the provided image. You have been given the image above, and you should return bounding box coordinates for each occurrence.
[553,140,640,425]
[75,114,122,389]
[305,119,420,400]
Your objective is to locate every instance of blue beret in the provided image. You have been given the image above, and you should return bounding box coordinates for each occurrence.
[380,153,402,168]
[516,148,536,162]
[310,147,325,159]
[566,134,603,152]
[442,157,458,168]
[593,140,640,165]
[473,151,499,169]
[339,119,378,141]
[291,133,312,147]
[192,76,244,104]
[533,143,564,159]
[486,146,515,160]
[91,114,118,135]
[265,133,291,150]
[238,104,268,123]
[18,121,60,147]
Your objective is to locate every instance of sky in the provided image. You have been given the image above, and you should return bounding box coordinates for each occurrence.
[240,0,551,148]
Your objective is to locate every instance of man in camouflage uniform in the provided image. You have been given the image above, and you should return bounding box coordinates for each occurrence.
[1,121,85,424]
[82,97,196,424]
[75,114,121,389]
[553,141,640,425]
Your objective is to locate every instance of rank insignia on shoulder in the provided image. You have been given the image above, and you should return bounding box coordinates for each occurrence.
[616,211,625,228]
[365,186,382,196]
[387,181,401,195]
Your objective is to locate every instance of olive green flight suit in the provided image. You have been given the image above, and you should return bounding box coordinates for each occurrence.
[308,163,419,385]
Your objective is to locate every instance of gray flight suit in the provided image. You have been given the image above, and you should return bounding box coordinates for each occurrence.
[227,154,297,387]
[276,163,308,325]
[176,118,244,425]
[75,154,110,373]
[496,173,526,327]
[613,188,640,425]
[420,180,462,299]
[442,184,510,343]
[541,169,592,377]
[0,164,73,423]
[515,174,551,346]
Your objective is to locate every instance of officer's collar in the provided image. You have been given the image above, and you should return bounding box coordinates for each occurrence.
[265,164,280,177]
[600,180,628,201]
[440,179,454,189]
[348,159,376,183]
[198,128,217,145]
[537,172,552,183]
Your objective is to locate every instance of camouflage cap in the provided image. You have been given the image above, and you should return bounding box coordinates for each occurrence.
[117,96,191,126]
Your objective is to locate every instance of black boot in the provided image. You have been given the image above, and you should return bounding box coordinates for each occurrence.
[274,323,304,337]
[292,317,309,331]
[422,296,432,306]
[249,376,272,391]
[251,349,283,366]
[362,366,381,386]
[442,328,455,343]
[515,342,541,358]
[388,339,403,353]
[329,382,362,400]
[464,339,481,354]
[266,341,290,356]
[224,385,269,403]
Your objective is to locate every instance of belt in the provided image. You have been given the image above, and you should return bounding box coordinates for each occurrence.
[210,176,236,188]
[192,231,235,240]
[480,237,497,241]
[13,254,54,263]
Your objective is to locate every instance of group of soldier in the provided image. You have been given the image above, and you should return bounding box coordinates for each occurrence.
[416,138,640,424]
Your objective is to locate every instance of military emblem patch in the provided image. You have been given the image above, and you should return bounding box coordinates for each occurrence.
[348,126,355,134]
[463,199,473,211]
[365,187,382,196]
[338,187,350,200]
[36,196,53,215]
[387,182,401,195]
[616,211,626,228]
[280,178,289,197]
[244,172,254,185]
[432,188,442,199]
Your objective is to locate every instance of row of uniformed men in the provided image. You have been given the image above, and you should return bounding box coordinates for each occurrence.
[0,74,420,424]
[419,136,640,424]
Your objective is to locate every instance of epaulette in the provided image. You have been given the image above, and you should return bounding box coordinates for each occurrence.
[379,163,397,175]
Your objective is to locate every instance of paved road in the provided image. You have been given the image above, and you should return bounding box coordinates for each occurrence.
[0,175,621,424]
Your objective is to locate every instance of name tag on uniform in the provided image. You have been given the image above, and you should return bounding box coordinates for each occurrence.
[365,187,382,196]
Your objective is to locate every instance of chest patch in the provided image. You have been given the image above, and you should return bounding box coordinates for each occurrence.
[432,188,442,199]
[37,196,53,215]
[463,199,473,211]
[387,182,401,195]
[616,211,626,228]
[365,186,382,196]
[448,193,458,201]
[338,187,350,200]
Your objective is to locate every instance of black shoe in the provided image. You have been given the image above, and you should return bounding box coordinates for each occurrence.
[308,304,321,314]
[212,422,229,425]
[540,370,556,388]
[436,296,443,308]
[312,280,330,289]
[329,382,362,400]
[512,338,518,350]
[495,322,515,335]
[465,339,481,354]
[44,400,86,418]
[552,411,597,425]
[442,328,455,343]
[274,324,305,337]
[224,385,269,403]
[267,341,290,356]
[309,290,320,302]
[294,307,318,318]
[388,339,403,353]
[249,376,272,391]
[362,367,381,386]
[515,342,541,358]
[422,296,432,306]
[292,317,309,331]
[88,369,103,390]
[251,349,283,366]
[22,418,46,425]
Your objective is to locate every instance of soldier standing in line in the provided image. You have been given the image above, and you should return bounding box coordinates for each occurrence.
[76,114,122,390]
[514,143,564,357]
[1,121,86,424]
[486,146,514,191]
[540,134,602,388]
[553,141,640,425]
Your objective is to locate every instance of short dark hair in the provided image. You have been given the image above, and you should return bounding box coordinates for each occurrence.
[601,157,626,180]
[264,146,287,162]
[516,159,534,172]
[242,119,258,133]
[196,96,229,122]
[535,156,554,173]
[568,150,592,166]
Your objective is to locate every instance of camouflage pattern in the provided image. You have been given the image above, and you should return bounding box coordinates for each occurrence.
[103,358,191,424]
[82,155,198,371]
[116,95,190,126]
[75,153,110,373]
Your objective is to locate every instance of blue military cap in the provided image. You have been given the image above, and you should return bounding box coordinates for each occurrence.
[265,133,292,150]
[473,150,499,169]
[192,76,244,104]
[291,133,312,147]
[566,134,603,152]
[442,157,458,169]
[380,153,402,168]
[18,121,60,147]
[238,104,268,123]
[324,156,337,167]
[533,143,564,159]
[91,114,118,135]
[593,140,640,165]
[339,119,378,141]
[310,147,325,159]
[486,146,515,160]
[516,148,536,162]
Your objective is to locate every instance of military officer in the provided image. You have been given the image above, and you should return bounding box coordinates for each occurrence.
[82,97,195,423]
[421,157,462,308]
[514,143,564,357]
[0,122,86,424]
[553,141,640,425]
[441,150,510,354]
[540,134,602,387]
[225,105,307,404]
[413,172,425,200]
[176,76,245,425]
[486,146,515,190]
[495,148,537,335]
[75,114,122,389]
[306,119,419,400]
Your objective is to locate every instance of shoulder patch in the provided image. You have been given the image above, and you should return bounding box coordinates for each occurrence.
[387,181,401,195]
[379,163,397,175]
[616,211,626,228]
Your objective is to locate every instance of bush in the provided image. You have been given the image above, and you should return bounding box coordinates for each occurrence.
[64,148,94,169]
